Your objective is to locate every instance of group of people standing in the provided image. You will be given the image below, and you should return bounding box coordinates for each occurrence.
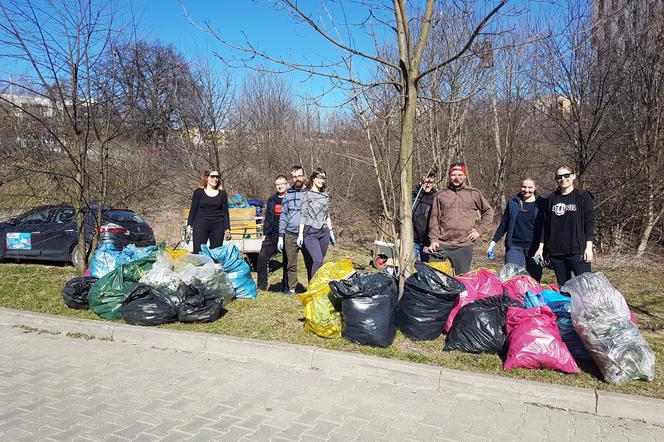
[414,163,594,287]
[187,166,335,295]
[188,161,594,294]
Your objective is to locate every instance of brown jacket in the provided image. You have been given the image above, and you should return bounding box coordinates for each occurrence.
[428,184,494,247]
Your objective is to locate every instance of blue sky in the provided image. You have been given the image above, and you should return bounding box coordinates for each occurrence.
[131,0,383,106]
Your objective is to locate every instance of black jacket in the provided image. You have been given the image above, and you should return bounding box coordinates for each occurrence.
[263,193,284,236]
[412,185,437,244]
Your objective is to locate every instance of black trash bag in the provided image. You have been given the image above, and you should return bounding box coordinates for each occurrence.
[329,272,398,347]
[444,294,521,354]
[176,281,225,323]
[396,262,465,340]
[61,276,98,309]
[121,283,178,326]
[547,300,592,361]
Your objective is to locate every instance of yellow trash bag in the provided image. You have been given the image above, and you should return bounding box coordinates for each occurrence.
[426,260,453,275]
[165,249,189,260]
[299,257,355,338]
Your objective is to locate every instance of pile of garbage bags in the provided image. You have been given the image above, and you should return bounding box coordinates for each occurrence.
[302,260,655,384]
[63,242,259,326]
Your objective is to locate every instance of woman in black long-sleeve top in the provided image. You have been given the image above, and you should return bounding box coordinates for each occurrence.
[186,170,231,254]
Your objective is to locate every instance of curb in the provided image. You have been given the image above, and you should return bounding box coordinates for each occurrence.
[1,308,662,425]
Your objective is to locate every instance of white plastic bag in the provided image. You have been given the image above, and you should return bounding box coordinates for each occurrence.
[498,263,529,281]
[562,272,655,384]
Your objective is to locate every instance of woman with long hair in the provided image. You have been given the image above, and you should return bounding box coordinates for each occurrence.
[297,167,336,280]
[186,170,230,254]
[534,165,594,286]
[488,178,547,281]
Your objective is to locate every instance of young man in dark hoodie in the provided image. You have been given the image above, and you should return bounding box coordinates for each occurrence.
[257,174,289,291]
[412,171,437,262]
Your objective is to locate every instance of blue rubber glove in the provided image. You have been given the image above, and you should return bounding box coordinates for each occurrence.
[277,237,284,253]
[329,230,337,245]
[487,241,496,260]
[296,234,304,248]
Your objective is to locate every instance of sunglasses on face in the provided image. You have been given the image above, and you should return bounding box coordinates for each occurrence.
[315,175,327,181]
[450,161,465,167]
[555,173,572,181]
[208,175,220,179]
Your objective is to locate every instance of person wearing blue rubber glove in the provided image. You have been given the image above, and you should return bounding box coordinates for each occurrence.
[487,241,496,260]
[298,167,334,280]
[491,178,547,282]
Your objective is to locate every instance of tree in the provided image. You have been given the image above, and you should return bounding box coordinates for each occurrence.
[196,0,508,289]
[0,0,127,272]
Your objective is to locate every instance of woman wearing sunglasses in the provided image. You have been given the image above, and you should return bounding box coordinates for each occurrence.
[186,170,231,254]
[297,167,336,279]
[534,165,594,286]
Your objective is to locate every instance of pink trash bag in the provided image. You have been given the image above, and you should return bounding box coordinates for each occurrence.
[501,275,543,305]
[504,306,580,373]
[445,269,502,333]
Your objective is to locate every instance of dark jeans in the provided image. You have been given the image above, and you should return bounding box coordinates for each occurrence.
[283,233,312,291]
[550,254,591,287]
[303,226,330,279]
[257,233,287,290]
[431,244,473,275]
[505,246,543,282]
[414,242,430,262]
[192,219,224,254]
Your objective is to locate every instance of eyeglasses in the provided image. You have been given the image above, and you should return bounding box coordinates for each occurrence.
[315,175,327,181]
[555,173,572,181]
[208,175,220,179]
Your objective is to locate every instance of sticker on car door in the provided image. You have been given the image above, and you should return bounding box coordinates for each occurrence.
[6,232,32,250]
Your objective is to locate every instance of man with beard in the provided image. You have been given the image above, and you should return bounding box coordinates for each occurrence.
[428,162,494,274]
[278,165,312,294]
[412,170,437,262]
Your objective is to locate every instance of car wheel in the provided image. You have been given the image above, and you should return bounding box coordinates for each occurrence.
[70,243,90,270]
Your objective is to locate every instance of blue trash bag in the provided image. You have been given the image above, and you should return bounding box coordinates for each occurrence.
[228,193,250,208]
[90,242,130,278]
[90,243,158,279]
[524,289,571,308]
[200,243,256,299]
[547,300,592,361]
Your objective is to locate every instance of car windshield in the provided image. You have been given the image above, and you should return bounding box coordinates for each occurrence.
[105,210,145,223]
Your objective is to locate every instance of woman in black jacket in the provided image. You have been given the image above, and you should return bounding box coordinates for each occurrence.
[534,165,594,287]
[186,170,230,254]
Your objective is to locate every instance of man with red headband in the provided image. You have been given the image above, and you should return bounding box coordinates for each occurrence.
[428,161,494,274]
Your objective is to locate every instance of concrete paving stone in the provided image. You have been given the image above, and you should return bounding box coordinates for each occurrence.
[235,413,271,431]
[243,423,282,441]
[277,422,312,440]
[173,415,214,434]
[112,420,156,439]
[352,428,386,441]
[199,403,235,420]
[262,408,302,430]
[303,418,341,438]
[184,427,225,441]
[157,429,195,442]
[219,424,253,440]
[413,422,444,440]
[206,416,243,434]
[334,415,370,437]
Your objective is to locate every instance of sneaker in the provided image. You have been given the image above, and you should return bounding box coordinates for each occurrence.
[282,289,296,295]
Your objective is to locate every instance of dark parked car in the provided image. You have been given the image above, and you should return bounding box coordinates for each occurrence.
[0,204,156,268]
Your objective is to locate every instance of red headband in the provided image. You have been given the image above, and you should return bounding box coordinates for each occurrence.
[449,164,467,175]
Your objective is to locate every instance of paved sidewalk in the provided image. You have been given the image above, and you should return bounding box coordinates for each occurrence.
[1,325,662,441]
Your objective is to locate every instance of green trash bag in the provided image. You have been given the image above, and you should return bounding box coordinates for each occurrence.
[88,256,156,320]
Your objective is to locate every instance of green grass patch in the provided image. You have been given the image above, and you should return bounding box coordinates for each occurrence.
[1,249,663,399]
